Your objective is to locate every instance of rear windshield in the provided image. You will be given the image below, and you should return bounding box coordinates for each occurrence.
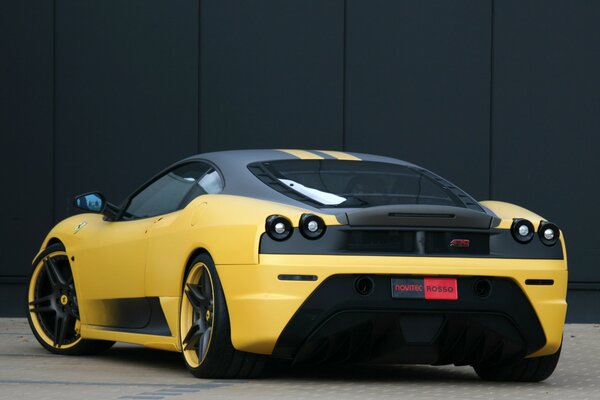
[248,160,478,209]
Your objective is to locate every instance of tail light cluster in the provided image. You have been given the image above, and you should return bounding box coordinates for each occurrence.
[511,218,560,246]
[265,215,293,241]
[265,214,326,241]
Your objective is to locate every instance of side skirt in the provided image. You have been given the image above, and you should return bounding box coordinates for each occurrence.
[80,296,182,352]
[81,324,180,352]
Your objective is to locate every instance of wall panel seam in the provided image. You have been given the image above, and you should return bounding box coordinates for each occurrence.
[342,0,347,151]
[488,0,495,200]
[197,0,202,154]
[52,0,57,224]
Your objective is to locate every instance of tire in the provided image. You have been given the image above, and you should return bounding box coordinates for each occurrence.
[180,253,265,378]
[473,346,561,382]
[27,243,114,355]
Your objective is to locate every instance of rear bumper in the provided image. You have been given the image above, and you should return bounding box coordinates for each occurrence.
[273,276,545,366]
[216,254,567,362]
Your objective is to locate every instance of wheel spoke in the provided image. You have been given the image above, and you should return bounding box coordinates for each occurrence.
[29,294,59,314]
[198,326,211,360]
[183,324,201,351]
[185,285,205,311]
[30,305,54,314]
[200,271,213,299]
[188,282,206,301]
[57,314,72,347]
[182,323,198,345]
[29,294,54,306]
[44,257,66,287]
[53,314,63,347]
[43,259,58,287]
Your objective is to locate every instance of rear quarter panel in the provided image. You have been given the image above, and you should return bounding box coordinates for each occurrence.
[143,194,339,298]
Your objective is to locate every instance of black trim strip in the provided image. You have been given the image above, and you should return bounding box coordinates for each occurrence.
[278,274,318,281]
[260,226,564,260]
[389,213,455,219]
[525,279,554,286]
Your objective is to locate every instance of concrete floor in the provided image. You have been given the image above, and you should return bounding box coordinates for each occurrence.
[1,319,599,400]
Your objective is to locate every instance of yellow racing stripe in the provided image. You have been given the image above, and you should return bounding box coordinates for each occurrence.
[317,150,361,160]
[278,149,323,159]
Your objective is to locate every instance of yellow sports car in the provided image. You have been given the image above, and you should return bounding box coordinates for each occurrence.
[27,149,567,381]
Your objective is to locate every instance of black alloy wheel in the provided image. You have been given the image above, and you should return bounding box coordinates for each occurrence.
[27,243,114,355]
[180,253,265,378]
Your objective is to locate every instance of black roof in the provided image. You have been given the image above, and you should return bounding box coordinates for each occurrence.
[178,149,479,213]
[185,149,415,168]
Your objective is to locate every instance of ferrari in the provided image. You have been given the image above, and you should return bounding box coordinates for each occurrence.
[27,149,567,381]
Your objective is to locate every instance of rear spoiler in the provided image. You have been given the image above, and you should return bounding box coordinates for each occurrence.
[344,205,498,229]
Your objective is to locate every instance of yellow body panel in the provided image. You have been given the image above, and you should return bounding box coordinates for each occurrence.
[481,200,545,230]
[34,194,567,359]
[35,195,337,351]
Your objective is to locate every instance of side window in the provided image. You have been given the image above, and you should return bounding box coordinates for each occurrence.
[124,162,220,220]
[179,168,225,208]
[198,170,224,194]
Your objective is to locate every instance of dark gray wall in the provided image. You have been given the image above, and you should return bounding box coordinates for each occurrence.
[200,1,344,151]
[491,0,600,321]
[1,0,599,321]
[1,1,54,314]
[54,0,199,222]
[345,0,492,200]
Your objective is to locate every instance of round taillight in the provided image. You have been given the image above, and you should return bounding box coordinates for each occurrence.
[538,221,560,246]
[265,215,293,241]
[511,218,535,243]
[299,214,326,240]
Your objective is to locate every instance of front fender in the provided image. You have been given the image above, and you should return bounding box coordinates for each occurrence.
[32,214,103,264]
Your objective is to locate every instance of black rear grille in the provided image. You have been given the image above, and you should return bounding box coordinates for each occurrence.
[345,230,416,254]
[290,313,526,367]
[344,229,490,256]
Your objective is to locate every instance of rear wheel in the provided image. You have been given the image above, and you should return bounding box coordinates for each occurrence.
[27,243,114,355]
[473,346,561,382]
[180,253,265,378]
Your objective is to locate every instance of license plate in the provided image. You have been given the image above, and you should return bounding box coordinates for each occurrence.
[391,277,458,300]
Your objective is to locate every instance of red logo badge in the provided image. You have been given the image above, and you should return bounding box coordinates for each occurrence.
[424,278,458,300]
[450,239,470,248]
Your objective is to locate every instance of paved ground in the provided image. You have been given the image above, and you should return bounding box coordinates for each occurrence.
[0,319,599,400]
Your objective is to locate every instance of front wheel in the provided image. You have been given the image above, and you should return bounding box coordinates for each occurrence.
[180,253,265,378]
[473,346,561,382]
[27,243,114,355]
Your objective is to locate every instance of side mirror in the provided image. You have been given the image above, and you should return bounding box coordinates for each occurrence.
[73,192,106,213]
